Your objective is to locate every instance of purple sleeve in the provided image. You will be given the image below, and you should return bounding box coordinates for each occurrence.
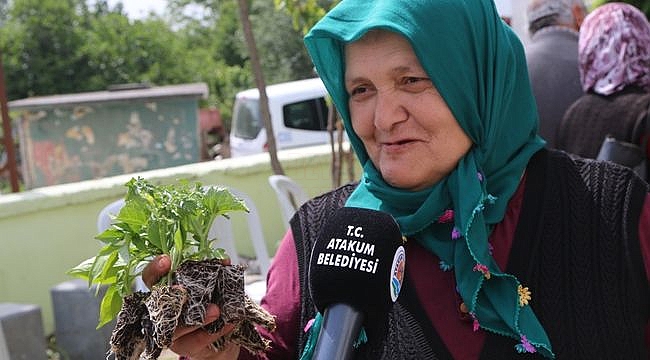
[238,230,302,360]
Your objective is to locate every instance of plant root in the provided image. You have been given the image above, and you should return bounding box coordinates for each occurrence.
[144,285,189,355]
[108,259,276,360]
[109,292,149,360]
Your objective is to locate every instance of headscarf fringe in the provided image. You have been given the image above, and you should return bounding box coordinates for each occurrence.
[299,312,323,360]
[298,312,369,359]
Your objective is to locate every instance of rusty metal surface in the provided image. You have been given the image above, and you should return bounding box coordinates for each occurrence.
[0,51,20,193]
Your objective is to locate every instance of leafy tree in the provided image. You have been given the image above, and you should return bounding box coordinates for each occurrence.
[591,0,650,18]
[81,14,170,88]
[171,0,251,126]
[170,0,316,125]
[0,0,90,99]
[237,0,284,175]
[0,0,9,26]
[273,0,338,34]
[273,0,357,188]
[252,1,315,82]
[0,0,325,193]
[177,0,309,173]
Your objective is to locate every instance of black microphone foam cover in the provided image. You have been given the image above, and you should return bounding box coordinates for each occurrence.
[308,207,406,317]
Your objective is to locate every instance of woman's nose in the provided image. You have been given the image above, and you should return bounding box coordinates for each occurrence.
[373,90,407,130]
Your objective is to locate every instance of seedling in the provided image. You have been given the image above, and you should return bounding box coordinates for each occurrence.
[68,177,275,359]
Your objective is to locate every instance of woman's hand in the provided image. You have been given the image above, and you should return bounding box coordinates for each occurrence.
[171,304,240,359]
[141,255,241,360]
[141,254,174,288]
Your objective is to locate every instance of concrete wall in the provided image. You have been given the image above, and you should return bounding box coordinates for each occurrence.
[0,144,356,335]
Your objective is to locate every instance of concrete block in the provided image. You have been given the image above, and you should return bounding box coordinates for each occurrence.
[51,279,115,360]
[0,303,47,360]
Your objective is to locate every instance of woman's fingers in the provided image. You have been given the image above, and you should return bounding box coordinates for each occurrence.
[173,304,221,339]
[171,322,238,358]
[171,304,240,359]
[191,341,241,360]
[142,255,232,289]
[141,255,171,288]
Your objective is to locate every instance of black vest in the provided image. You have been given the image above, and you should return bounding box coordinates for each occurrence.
[290,149,649,359]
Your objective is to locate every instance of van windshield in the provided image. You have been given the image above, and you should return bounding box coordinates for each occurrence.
[232,98,261,139]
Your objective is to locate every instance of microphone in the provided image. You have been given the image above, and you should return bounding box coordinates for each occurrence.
[308,207,406,360]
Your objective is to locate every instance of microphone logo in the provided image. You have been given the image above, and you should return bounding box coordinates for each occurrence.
[390,246,406,302]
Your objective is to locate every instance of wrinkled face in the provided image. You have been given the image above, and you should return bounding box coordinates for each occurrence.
[345,30,473,191]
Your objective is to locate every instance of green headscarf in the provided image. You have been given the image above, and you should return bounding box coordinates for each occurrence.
[304,0,553,358]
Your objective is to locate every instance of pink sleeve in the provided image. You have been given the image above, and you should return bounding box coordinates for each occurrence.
[238,230,302,360]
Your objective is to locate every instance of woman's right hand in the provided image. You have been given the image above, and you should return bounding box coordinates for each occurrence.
[141,255,241,360]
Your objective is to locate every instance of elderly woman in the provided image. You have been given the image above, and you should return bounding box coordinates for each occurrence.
[144,1,650,359]
[557,2,650,179]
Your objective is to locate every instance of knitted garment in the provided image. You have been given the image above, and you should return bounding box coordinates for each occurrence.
[304,0,549,355]
[558,88,650,179]
[291,149,650,359]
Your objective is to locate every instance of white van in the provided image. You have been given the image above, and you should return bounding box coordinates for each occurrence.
[229,78,332,157]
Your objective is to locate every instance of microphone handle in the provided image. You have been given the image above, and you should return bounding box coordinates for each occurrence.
[312,303,364,360]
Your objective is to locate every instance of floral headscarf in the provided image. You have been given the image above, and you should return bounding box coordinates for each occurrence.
[304,0,552,358]
[579,2,650,95]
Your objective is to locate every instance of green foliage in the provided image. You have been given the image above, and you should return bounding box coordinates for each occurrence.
[67,177,248,328]
[590,0,650,18]
[79,14,187,89]
[0,0,90,99]
[252,1,316,81]
[274,0,338,34]
[0,0,318,129]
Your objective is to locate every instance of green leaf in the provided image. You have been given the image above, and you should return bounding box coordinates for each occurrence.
[89,254,110,285]
[174,228,185,254]
[115,202,149,230]
[147,219,164,251]
[97,243,123,257]
[211,247,227,260]
[67,257,96,280]
[130,232,147,252]
[98,252,119,283]
[204,187,249,216]
[95,228,125,244]
[97,286,122,329]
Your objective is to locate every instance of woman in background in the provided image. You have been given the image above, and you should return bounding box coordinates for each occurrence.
[557,2,650,180]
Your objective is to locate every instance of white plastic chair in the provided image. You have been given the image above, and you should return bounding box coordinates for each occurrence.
[268,175,309,229]
[96,198,125,233]
[207,187,271,279]
[96,186,270,303]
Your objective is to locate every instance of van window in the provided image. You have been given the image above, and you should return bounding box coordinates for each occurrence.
[232,99,261,139]
[282,98,328,131]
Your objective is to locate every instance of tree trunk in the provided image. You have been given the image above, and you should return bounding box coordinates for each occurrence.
[237,0,284,175]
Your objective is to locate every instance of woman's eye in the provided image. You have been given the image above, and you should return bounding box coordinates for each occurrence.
[404,76,428,84]
[350,86,369,96]
[402,77,433,91]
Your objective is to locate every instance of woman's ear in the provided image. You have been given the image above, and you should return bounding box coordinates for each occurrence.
[572,4,587,30]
